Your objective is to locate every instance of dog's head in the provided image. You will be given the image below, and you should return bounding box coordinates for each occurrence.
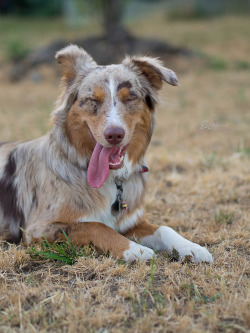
[53,45,179,188]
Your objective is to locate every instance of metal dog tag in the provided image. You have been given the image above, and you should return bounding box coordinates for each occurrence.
[111,179,129,216]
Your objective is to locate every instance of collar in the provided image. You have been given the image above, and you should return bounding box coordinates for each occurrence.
[111,165,148,215]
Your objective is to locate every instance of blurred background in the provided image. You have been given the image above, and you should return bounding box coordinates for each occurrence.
[0,0,249,158]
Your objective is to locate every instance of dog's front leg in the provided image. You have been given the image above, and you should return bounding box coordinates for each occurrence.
[124,221,213,263]
[26,222,155,263]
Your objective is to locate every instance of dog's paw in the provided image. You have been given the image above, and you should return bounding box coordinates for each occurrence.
[123,241,155,263]
[171,242,213,263]
[147,226,213,264]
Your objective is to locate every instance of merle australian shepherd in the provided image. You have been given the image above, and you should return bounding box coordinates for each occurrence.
[0,45,212,263]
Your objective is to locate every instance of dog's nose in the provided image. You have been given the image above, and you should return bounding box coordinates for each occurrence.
[104,127,125,145]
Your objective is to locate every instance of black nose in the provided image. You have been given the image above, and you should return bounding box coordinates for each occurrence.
[104,127,125,145]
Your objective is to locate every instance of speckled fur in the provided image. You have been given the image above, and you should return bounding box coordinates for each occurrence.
[0,45,213,264]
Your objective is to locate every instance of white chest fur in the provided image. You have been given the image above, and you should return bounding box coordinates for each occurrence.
[78,157,147,233]
[78,178,118,229]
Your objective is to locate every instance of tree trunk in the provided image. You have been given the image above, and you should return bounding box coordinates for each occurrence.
[8,0,194,81]
[100,0,128,43]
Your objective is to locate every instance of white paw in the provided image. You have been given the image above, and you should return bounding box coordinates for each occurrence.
[141,226,213,264]
[123,241,155,263]
[171,242,213,263]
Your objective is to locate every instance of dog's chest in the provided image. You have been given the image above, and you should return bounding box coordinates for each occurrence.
[78,173,145,232]
[78,181,118,229]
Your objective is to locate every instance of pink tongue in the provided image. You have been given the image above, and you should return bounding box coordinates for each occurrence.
[87,143,119,188]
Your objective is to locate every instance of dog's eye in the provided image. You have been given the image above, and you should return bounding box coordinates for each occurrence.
[123,93,138,103]
[79,98,100,115]
[88,99,99,115]
[126,96,138,102]
[91,100,98,115]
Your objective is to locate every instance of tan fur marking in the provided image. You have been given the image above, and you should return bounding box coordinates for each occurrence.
[118,87,130,100]
[56,54,76,81]
[126,103,151,165]
[124,220,159,239]
[33,222,131,259]
[57,206,83,224]
[65,104,95,158]
[57,192,107,223]
[93,86,105,102]
[132,60,163,90]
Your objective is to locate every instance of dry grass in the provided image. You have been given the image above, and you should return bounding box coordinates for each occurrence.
[0,12,250,333]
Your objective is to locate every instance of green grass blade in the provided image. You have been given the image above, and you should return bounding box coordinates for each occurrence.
[33,250,74,265]
[61,229,76,256]
[42,233,51,248]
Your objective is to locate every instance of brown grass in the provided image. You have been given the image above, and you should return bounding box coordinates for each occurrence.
[0,13,250,333]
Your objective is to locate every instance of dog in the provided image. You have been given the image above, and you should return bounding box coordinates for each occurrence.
[0,45,212,263]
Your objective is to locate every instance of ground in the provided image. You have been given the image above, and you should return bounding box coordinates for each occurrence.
[0,12,249,333]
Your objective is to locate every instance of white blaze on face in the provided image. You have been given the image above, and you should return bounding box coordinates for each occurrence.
[106,77,124,129]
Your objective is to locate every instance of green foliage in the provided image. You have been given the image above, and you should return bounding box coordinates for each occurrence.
[207,56,228,70]
[4,0,62,17]
[199,52,250,71]
[237,141,250,156]
[129,255,165,316]
[166,0,250,21]
[181,282,220,304]
[215,211,234,225]
[27,229,94,265]
[240,146,250,156]
[235,60,250,70]
[4,39,30,61]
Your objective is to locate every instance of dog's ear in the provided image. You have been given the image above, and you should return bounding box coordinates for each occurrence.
[123,56,179,110]
[54,45,97,112]
[55,44,97,82]
[123,56,179,90]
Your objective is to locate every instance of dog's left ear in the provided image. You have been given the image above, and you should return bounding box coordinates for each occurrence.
[54,45,97,111]
[123,56,179,90]
[55,44,97,83]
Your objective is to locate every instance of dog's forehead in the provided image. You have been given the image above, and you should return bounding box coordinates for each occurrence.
[79,64,138,92]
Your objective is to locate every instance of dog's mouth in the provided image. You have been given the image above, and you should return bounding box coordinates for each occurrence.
[87,129,128,188]
[108,145,128,169]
